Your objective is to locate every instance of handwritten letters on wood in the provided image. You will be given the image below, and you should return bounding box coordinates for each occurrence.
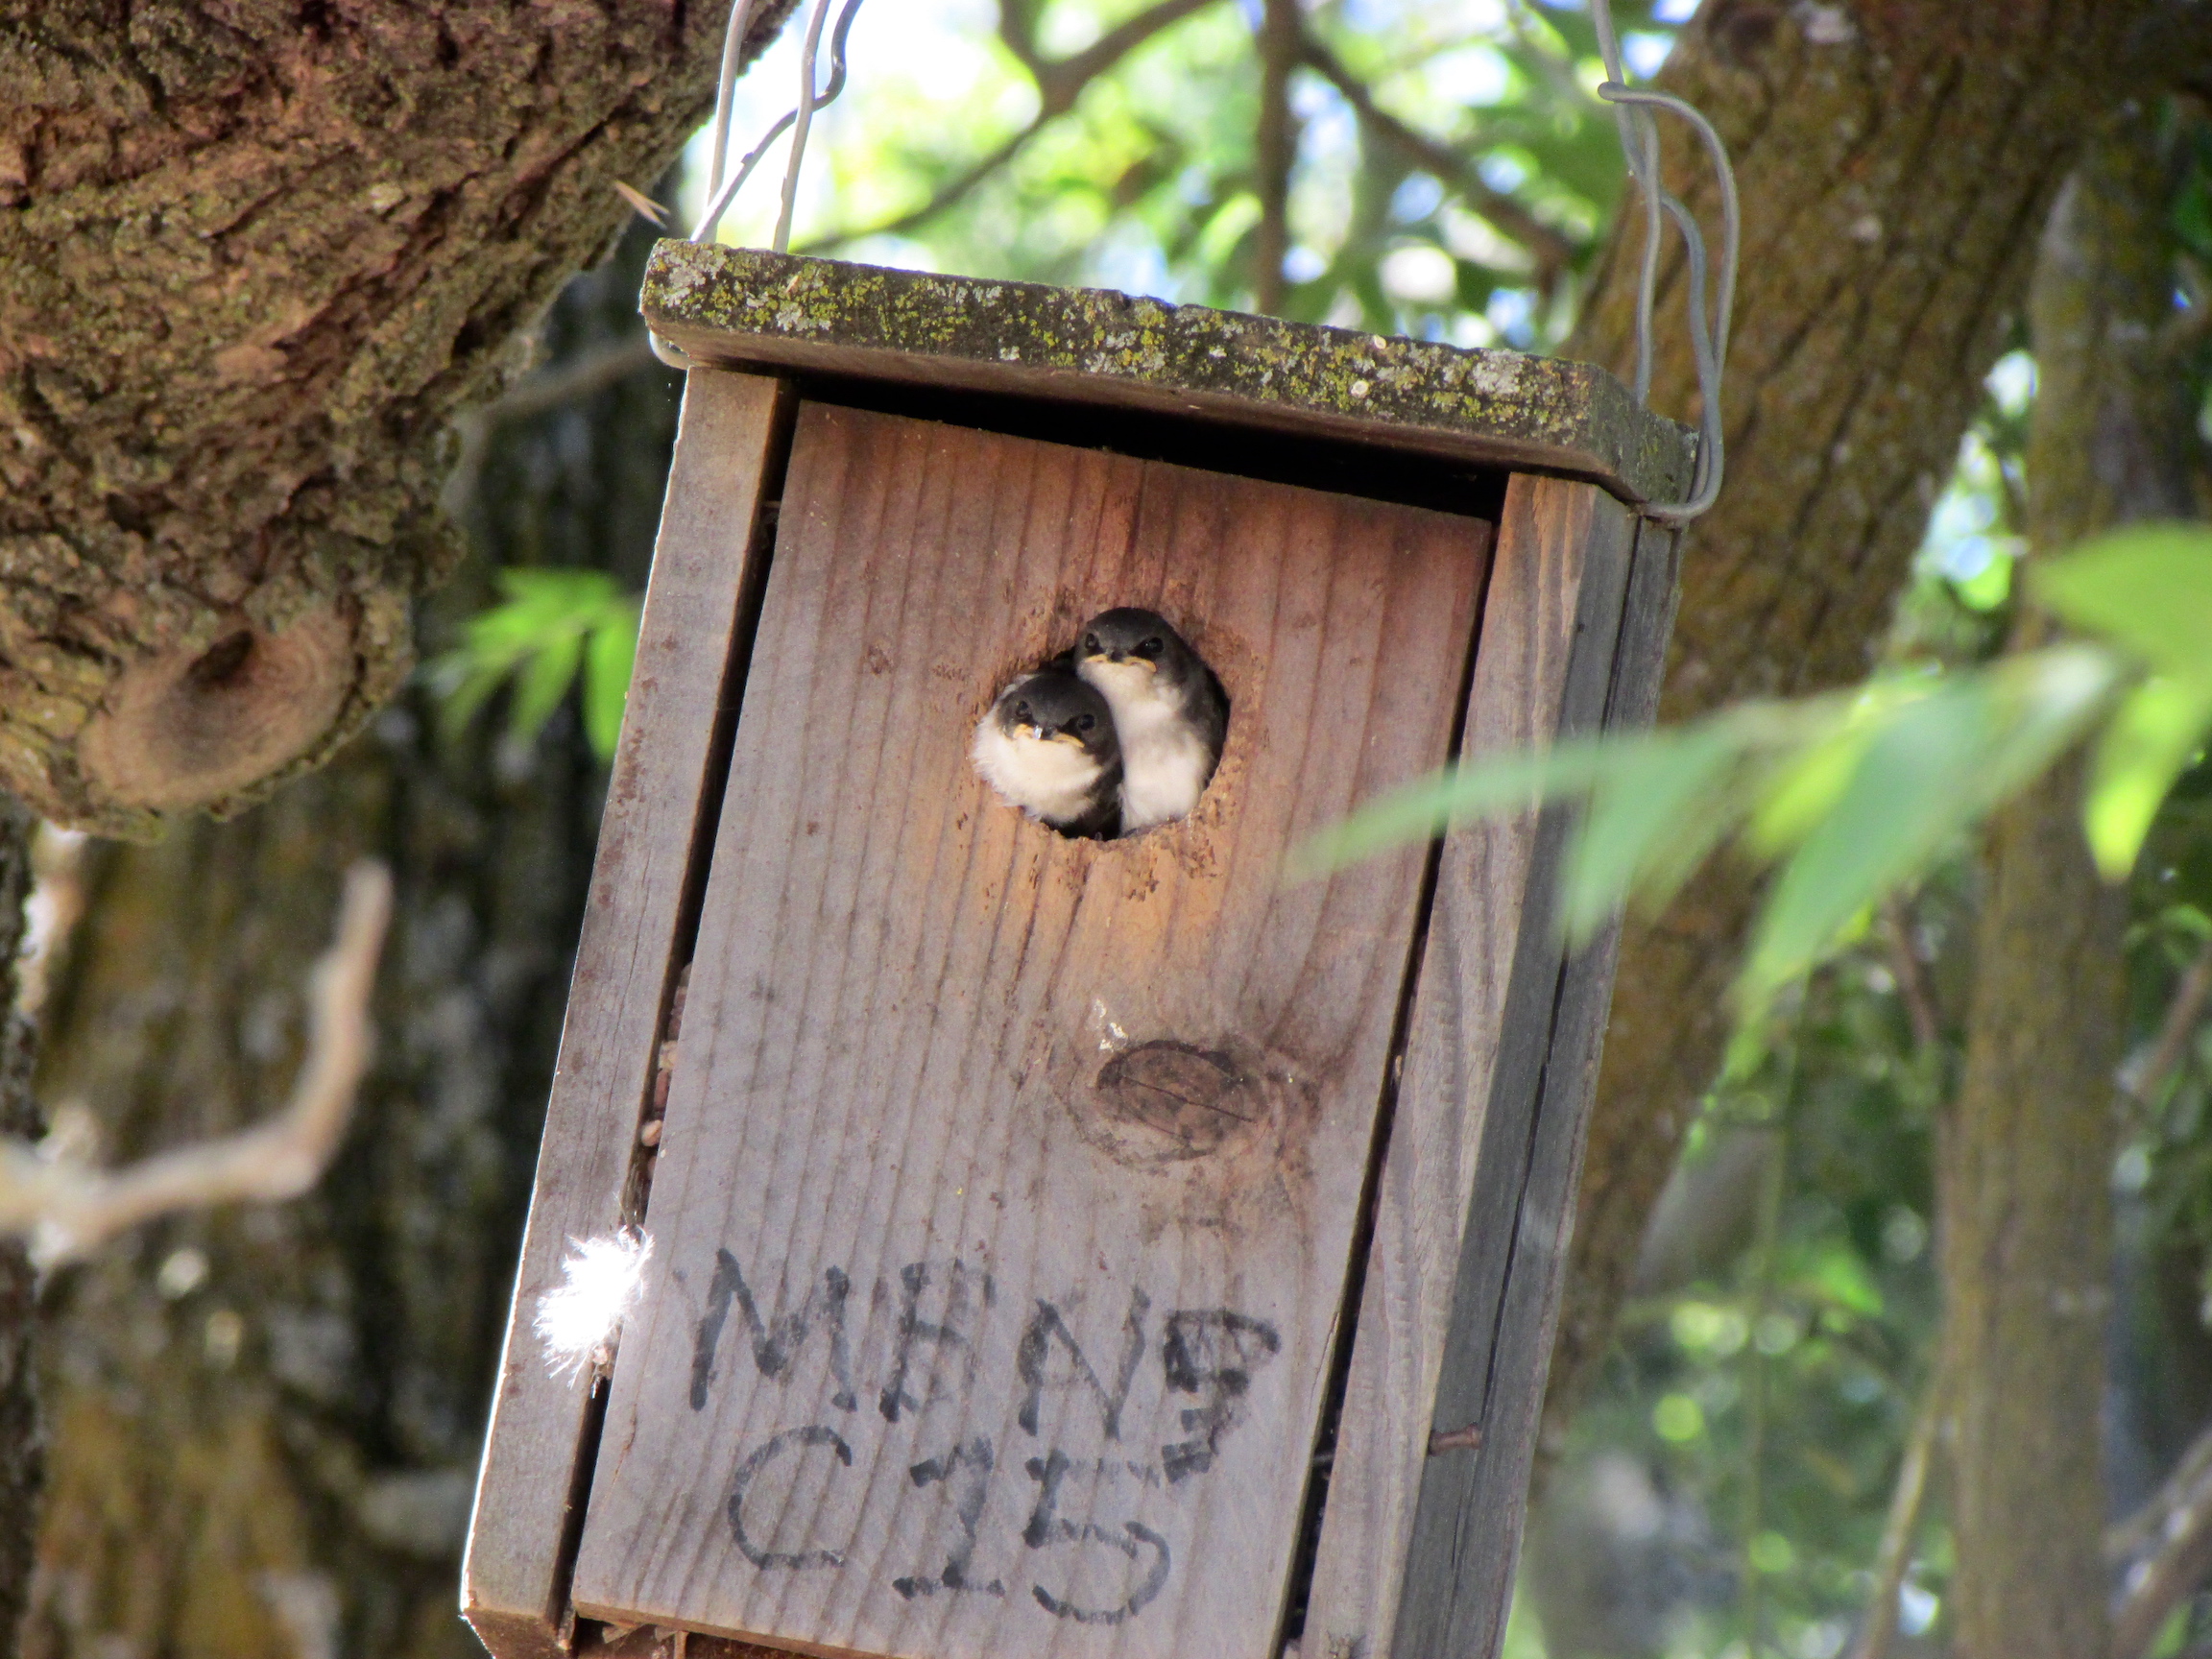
[568,403,1491,1657]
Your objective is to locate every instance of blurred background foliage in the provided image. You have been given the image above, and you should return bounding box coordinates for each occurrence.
[430,3,2212,1656]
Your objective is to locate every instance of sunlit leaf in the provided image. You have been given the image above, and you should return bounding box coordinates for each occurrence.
[1955,546,2013,611]
[432,661,510,747]
[1740,647,2117,1004]
[1791,1240,1886,1318]
[427,567,642,760]
[2032,522,2212,674]
[2083,671,2212,878]
[509,630,585,746]
[1559,723,1747,941]
[1743,687,1903,855]
[583,597,644,761]
[1290,737,1616,875]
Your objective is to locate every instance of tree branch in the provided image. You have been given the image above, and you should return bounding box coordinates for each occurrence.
[1880,896,1941,1055]
[799,0,1223,252]
[0,862,391,1265]
[2120,935,2212,1102]
[1845,1369,1945,1659]
[1297,33,1577,292]
[2110,1417,2212,1659]
[997,0,1046,76]
[443,337,666,519]
[795,128,1034,252]
[1033,0,1220,110]
[1254,0,1300,313]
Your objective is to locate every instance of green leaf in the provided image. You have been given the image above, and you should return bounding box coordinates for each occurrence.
[2031,523,2212,674]
[2083,671,2212,878]
[1954,546,2013,611]
[509,629,585,746]
[433,661,510,748]
[1289,739,1616,875]
[499,566,620,607]
[426,568,642,760]
[1558,724,1747,941]
[1744,687,1899,855]
[583,597,643,761]
[1796,1240,1885,1317]
[1739,647,2116,1004]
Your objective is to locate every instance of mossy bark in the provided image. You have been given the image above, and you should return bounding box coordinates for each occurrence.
[16,222,682,1659]
[1540,0,2166,1477]
[1943,108,2193,1659]
[0,1,792,837]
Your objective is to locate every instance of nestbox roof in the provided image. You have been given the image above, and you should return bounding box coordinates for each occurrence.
[641,241,1695,506]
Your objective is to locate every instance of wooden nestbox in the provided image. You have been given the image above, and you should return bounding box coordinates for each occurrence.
[463,242,1693,1659]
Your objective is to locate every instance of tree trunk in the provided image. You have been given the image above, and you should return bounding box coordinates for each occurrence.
[1539,0,2164,1475]
[16,215,681,1659]
[0,799,40,1659]
[1942,105,2194,1659]
[0,0,792,838]
[1941,750,2122,1659]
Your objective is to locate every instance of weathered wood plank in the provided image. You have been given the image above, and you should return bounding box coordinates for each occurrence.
[568,402,1492,1659]
[463,370,794,1659]
[642,243,1696,509]
[1381,498,1675,1659]
[575,1625,791,1658]
[1299,475,1630,1659]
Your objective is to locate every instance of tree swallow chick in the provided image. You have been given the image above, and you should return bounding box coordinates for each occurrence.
[1075,608,1227,831]
[972,668,1122,839]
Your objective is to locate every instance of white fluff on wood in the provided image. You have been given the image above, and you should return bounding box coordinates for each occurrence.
[535,1228,655,1382]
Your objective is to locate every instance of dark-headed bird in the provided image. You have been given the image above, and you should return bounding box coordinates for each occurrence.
[1074,608,1226,831]
[972,668,1122,839]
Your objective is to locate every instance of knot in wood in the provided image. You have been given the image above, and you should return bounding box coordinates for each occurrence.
[78,604,358,821]
[1094,1040,1259,1160]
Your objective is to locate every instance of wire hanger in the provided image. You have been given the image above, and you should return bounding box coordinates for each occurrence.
[656,0,1737,526]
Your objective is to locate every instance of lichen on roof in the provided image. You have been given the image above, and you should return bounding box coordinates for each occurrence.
[642,242,1695,505]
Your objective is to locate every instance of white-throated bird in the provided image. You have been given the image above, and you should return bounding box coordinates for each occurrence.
[971,668,1122,839]
[1074,608,1227,831]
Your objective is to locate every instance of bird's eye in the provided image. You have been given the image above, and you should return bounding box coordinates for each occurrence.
[1083,634,1101,653]
[1014,701,1032,723]
[1135,637,1164,659]
[1075,714,1095,732]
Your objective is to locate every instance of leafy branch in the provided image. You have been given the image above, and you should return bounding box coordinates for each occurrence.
[796,0,1225,252]
[1302,525,2212,1013]
[426,569,643,762]
[797,0,1588,325]
[1296,32,1578,297]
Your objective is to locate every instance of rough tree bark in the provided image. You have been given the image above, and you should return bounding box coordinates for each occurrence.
[1538,0,2168,1474]
[15,219,681,1659]
[1942,106,2197,1659]
[0,0,792,838]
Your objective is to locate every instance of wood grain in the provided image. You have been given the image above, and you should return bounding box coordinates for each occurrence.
[1300,478,1648,1659]
[464,370,794,1659]
[568,402,1491,1659]
[1389,498,1671,1659]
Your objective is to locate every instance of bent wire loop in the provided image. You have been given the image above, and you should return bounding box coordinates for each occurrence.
[1591,0,1740,523]
[649,0,868,369]
[656,0,1738,527]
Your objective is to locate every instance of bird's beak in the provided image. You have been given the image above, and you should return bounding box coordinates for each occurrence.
[1015,723,1040,741]
[1050,730,1088,747]
[1090,651,1156,675]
